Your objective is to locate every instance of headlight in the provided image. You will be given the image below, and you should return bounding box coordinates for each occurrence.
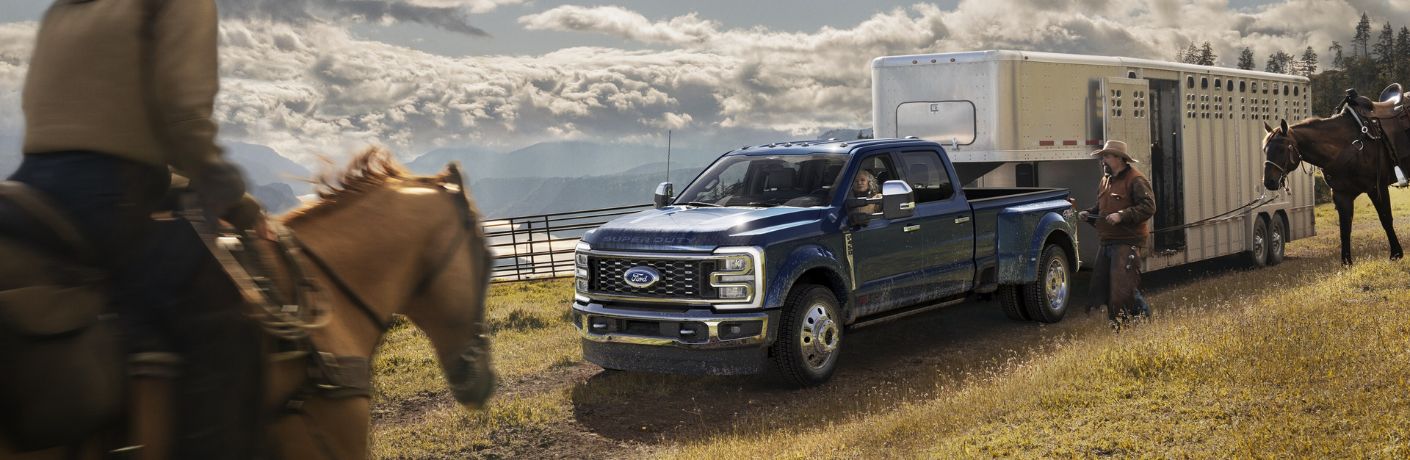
[575,242,591,294]
[575,241,590,268]
[710,248,760,305]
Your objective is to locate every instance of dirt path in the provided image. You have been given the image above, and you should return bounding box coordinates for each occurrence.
[393,217,1407,459]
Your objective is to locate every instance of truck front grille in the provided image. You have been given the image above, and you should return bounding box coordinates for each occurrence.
[590,257,715,299]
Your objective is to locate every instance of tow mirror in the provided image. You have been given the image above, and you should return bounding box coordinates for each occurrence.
[654,182,674,209]
[881,180,915,220]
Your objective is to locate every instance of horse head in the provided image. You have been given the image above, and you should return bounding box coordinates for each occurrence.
[277,148,493,403]
[1262,119,1299,191]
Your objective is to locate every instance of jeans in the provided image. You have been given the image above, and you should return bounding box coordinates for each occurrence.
[8,152,262,459]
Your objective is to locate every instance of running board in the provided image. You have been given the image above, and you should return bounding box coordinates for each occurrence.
[849,296,966,329]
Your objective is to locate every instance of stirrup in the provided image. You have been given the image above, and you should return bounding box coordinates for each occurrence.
[1395,166,1409,188]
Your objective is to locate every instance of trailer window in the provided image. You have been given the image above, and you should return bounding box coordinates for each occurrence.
[1187,76,1195,88]
[897,150,954,202]
[1240,81,1247,92]
[1201,77,1208,89]
[895,101,976,145]
[1215,79,1222,90]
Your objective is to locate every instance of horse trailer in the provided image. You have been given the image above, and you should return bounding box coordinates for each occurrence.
[872,50,1316,270]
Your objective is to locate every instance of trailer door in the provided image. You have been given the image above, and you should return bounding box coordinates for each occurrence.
[1100,77,1152,166]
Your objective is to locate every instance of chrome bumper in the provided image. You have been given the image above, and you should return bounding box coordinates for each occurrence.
[570,301,771,349]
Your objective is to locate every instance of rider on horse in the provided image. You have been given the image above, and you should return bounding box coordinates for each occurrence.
[8,0,263,456]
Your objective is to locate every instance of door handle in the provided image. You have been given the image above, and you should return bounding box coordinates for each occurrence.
[903,225,921,233]
[954,216,971,224]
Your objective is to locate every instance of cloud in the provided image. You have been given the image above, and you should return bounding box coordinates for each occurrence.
[519,5,719,45]
[216,0,492,35]
[4,1,1410,166]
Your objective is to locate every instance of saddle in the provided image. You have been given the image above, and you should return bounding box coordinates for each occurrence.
[0,181,122,451]
[1345,85,1410,186]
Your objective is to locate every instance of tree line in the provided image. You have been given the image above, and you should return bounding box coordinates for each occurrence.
[1174,13,1410,116]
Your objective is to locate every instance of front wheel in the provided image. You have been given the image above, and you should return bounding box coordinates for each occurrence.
[770,284,842,387]
[1021,244,1071,323]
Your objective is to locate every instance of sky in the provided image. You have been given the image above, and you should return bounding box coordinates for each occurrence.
[2,0,1409,164]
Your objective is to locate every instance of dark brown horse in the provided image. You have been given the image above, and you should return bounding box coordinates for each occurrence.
[1262,114,1404,265]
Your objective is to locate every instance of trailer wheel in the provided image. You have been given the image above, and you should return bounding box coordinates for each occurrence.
[770,284,842,387]
[1021,244,1071,323]
[1247,217,1269,267]
[997,285,1029,321]
[1267,216,1286,266]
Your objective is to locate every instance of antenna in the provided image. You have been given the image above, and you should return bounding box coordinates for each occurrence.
[666,129,672,184]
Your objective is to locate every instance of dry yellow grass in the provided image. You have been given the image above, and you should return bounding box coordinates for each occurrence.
[372,187,1410,458]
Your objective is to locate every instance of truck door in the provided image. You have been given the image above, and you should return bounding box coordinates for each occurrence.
[896,148,973,299]
[846,152,925,317]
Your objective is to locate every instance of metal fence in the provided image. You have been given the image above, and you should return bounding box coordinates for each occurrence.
[484,204,651,282]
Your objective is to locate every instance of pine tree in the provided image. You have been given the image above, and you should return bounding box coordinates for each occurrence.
[1180,43,1201,64]
[1238,47,1255,70]
[1375,22,1396,80]
[1353,13,1372,57]
[1198,42,1217,66]
[1329,41,1345,70]
[1397,27,1410,84]
[1299,46,1319,76]
[1266,51,1293,74]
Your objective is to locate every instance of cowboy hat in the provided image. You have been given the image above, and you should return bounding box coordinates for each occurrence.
[1090,140,1138,163]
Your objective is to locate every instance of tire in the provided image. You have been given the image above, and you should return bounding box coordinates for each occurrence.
[997,285,1030,321]
[1267,215,1286,266]
[1020,244,1071,323]
[770,284,842,387]
[1247,217,1269,267]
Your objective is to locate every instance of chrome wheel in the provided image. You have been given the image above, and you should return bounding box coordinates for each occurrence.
[1270,229,1283,258]
[1044,256,1068,312]
[1253,234,1265,259]
[798,302,839,371]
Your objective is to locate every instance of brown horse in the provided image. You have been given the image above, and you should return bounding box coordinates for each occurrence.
[1263,116,1404,265]
[4,147,497,459]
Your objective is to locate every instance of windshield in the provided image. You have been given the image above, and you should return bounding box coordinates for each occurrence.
[675,154,848,208]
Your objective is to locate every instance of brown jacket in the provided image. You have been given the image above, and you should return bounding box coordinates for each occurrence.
[1086,164,1156,243]
[22,0,223,177]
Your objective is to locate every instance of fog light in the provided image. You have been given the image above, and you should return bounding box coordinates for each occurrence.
[575,279,588,293]
[718,286,748,299]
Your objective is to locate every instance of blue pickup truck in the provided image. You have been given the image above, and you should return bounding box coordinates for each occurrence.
[570,138,1079,385]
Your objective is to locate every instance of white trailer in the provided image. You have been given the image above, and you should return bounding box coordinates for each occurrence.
[872,50,1316,271]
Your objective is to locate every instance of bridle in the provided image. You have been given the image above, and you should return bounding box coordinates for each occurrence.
[1263,129,1302,187]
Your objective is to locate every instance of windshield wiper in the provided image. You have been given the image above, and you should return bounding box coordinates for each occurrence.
[746,202,781,208]
[678,201,722,207]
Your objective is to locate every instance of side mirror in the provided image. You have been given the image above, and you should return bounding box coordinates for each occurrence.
[654,182,674,209]
[881,180,915,220]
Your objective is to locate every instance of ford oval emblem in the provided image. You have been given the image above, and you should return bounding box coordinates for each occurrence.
[623,266,661,289]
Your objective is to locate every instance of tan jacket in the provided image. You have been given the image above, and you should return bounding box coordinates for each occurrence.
[22,0,223,176]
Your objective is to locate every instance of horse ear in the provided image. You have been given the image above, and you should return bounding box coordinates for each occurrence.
[1280,119,1289,133]
[439,162,466,189]
[1264,122,1274,133]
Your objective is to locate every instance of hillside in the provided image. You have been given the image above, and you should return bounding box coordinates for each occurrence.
[369,188,1410,458]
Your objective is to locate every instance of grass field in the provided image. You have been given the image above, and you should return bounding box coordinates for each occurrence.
[370,187,1410,459]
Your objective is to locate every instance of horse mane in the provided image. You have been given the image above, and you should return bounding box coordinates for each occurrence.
[282,146,412,223]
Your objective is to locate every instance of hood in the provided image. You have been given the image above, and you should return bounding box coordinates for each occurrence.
[584,206,828,252]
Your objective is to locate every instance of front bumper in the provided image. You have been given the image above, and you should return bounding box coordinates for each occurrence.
[571,301,778,375]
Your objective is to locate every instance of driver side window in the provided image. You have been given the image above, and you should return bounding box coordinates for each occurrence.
[852,154,896,200]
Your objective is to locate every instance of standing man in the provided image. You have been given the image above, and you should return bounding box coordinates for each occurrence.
[1078,140,1157,324]
[12,0,261,456]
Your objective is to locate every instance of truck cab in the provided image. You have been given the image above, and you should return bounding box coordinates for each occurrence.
[571,138,1079,386]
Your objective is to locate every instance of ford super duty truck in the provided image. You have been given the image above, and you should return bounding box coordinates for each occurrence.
[571,138,1080,386]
